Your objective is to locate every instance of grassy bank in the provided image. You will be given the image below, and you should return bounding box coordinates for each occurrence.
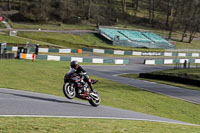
[0,34,55,46]
[1,30,200,51]
[121,68,200,91]
[0,59,200,125]
[10,22,96,30]
[17,31,200,50]
[0,117,199,133]
[17,31,106,49]
[17,31,165,52]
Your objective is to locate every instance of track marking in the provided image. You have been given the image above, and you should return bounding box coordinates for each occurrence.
[113,73,129,77]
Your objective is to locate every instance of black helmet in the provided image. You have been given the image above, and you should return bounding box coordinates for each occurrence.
[70,61,78,69]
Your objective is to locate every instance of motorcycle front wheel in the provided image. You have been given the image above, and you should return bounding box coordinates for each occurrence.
[89,89,101,107]
[63,82,76,99]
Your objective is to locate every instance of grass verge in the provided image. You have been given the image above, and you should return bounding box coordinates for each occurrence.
[0,59,200,125]
[0,117,200,133]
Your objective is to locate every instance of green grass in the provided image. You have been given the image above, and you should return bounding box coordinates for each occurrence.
[0,59,200,125]
[0,33,56,46]
[0,22,6,28]
[176,40,200,49]
[17,31,165,52]
[10,22,96,30]
[121,68,200,91]
[17,31,107,49]
[0,117,200,133]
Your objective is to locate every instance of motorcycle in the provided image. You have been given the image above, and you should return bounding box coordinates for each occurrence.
[63,69,101,107]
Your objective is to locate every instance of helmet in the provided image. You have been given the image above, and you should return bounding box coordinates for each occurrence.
[70,61,79,69]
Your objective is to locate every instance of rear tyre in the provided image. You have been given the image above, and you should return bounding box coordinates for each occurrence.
[89,89,101,107]
[63,82,76,99]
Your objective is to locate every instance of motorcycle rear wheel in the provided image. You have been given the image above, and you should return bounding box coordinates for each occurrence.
[89,89,101,107]
[63,82,76,99]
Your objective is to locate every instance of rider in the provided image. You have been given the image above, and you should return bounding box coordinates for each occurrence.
[70,60,94,93]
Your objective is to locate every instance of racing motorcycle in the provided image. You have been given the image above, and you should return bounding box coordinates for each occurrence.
[63,69,101,107]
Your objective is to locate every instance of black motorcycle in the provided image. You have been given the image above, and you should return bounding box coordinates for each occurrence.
[63,69,101,107]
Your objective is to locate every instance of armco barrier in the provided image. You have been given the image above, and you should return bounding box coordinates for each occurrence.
[7,46,81,54]
[144,58,200,65]
[20,53,130,65]
[7,46,200,57]
[82,47,200,57]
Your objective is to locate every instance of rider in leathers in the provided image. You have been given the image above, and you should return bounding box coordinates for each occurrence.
[69,61,94,93]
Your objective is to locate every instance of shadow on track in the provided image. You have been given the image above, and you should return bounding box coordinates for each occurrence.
[0,91,92,107]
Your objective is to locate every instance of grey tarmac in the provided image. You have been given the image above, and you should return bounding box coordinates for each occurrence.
[0,88,197,126]
[84,63,200,105]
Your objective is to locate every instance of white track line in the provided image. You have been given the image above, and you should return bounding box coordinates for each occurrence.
[113,73,129,77]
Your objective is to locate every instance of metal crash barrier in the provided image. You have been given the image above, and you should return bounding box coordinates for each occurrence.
[0,42,15,59]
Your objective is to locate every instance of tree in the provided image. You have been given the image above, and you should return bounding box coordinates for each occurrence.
[85,0,91,20]
[188,6,200,43]
[177,0,200,43]
[8,0,11,11]
[168,0,180,39]
[132,0,139,11]
[19,0,51,22]
[180,0,196,42]
[121,0,126,13]
[165,0,173,27]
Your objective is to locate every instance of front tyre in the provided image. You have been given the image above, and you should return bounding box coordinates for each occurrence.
[89,89,101,107]
[63,82,76,99]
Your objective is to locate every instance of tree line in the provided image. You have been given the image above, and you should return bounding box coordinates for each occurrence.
[0,0,200,43]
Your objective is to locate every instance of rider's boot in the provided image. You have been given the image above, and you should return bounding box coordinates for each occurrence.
[89,83,94,92]
[88,79,94,92]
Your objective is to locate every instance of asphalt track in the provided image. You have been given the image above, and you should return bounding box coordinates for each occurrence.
[84,63,200,105]
[0,88,196,125]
